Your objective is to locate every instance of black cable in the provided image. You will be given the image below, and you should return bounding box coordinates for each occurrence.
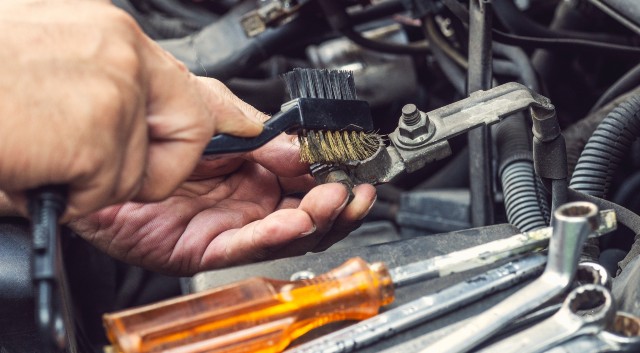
[441,0,640,56]
[590,63,640,113]
[492,0,632,45]
[350,0,406,25]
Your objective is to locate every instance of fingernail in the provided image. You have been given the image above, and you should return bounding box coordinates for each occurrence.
[330,189,350,221]
[358,195,377,220]
[300,224,317,237]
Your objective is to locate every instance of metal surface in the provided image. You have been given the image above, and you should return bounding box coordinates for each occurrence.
[421,201,601,353]
[285,255,547,353]
[344,82,554,185]
[389,209,615,287]
[467,0,494,227]
[577,262,612,289]
[546,312,640,353]
[478,284,615,353]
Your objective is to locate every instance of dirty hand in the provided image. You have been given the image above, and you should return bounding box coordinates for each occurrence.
[70,131,377,275]
[0,0,263,220]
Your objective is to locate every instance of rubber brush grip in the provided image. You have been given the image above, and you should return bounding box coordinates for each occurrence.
[103,257,394,353]
[203,98,373,157]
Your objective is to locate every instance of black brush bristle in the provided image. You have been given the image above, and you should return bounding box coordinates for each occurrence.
[283,68,357,100]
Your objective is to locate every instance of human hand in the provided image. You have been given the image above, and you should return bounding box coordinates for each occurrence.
[0,0,263,221]
[69,133,377,275]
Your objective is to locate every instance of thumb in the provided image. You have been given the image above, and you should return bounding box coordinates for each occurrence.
[195,77,265,137]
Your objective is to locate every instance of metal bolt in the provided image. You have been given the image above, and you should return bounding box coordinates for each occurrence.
[290,270,315,281]
[401,104,421,126]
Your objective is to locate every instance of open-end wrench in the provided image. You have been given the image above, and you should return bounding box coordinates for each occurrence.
[546,311,640,353]
[421,201,601,353]
[285,254,546,353]
[477,284,615,353]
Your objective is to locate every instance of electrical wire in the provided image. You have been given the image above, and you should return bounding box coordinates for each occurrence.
[441,0,640,56]
[492,0,633,45]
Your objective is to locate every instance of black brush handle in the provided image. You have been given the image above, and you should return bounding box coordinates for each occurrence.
[29,185,68,352]
[203,98,373,157]
[203,106,299,156]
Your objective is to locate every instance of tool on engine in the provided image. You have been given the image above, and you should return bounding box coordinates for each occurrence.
[423,201,602,353]
[286,254,548,353]
[315,81,558,187]
[101,206,615,353]
[477,284,616,353]
[546,311,640,353]
[203,68,379,161]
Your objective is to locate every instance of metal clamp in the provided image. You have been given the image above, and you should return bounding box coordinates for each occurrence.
[334,82,554,185]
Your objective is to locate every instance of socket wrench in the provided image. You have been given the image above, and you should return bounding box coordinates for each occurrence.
[478,284,615,353]
[421,201,601,353]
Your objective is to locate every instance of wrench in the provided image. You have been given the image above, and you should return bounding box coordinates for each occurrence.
[377,263,614,353]
[421,201,601,353]
[546,311,640,353]
[478,284,615,353]
[576,261,611,289]
[284,254,546,353]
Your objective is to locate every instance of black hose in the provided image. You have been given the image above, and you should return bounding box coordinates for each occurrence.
[497,114,549,231]
[590,63,640,113]
[570,95,640,198]
[565,87,640,176]
[159,1,329,79]
[492,42,539,92]
[570,96,640,262]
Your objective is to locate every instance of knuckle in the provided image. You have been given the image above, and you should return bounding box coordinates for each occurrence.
[106,7,141,34]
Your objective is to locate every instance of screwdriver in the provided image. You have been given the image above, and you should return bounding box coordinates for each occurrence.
[103,213,615,353]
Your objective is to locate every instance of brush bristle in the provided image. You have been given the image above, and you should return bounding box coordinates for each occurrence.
[283,68,357,100]
[299,130,382,164]
[283,68,378,164]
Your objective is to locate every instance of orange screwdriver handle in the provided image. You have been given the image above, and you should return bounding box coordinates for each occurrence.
[104,257,395,353]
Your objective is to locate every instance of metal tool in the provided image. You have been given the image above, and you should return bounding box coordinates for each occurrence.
[478,284,616,353]
[388,209,614,287]
[102,206,615,353]
[312,82,555,186]
[285,254,547,353]
[576,261,612,289]
[422,201,601,353]
[546,311,640,353]
[376,260,615,353]
[489,261,614,342]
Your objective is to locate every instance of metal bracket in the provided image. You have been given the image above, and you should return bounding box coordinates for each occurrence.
[334,82,554,185]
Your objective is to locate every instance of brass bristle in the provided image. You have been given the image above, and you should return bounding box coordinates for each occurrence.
[299,130,382,164]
